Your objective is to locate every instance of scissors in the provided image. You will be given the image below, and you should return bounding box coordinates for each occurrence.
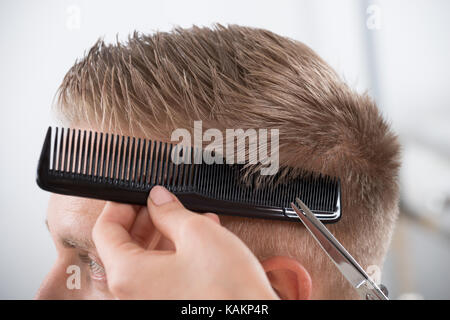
[290,197,389,300]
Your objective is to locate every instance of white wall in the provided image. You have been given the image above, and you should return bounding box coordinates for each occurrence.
[373,0,450,299]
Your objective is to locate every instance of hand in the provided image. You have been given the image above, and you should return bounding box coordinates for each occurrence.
[92,186,279,300]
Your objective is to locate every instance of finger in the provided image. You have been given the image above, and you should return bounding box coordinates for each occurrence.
[203,213,221,225]
[130,206,164,250]
[93,202,144,267]
[130,206,156,248]
[147,186,196,244]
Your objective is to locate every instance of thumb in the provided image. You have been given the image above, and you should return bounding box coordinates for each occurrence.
[147,186,196,245]
[92,202,145,268]
[203,213,221,225]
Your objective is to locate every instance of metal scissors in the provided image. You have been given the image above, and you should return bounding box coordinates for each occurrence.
[290,197,389,300]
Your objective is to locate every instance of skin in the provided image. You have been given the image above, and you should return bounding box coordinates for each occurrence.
[36,186,312,299]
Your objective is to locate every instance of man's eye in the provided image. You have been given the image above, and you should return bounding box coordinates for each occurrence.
[78,253,107,282]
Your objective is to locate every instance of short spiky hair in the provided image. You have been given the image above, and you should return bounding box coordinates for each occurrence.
[56,24,401,299]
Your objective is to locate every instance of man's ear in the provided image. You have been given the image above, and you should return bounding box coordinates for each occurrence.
[261,256,312,300]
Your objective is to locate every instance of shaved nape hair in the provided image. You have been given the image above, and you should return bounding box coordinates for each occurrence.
[56,24,401,299]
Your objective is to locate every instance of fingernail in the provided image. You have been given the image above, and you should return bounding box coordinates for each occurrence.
[150,186,174,206]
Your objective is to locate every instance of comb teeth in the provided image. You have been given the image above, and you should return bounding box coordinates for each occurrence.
[48,128,190,188]
[39,127,341,222]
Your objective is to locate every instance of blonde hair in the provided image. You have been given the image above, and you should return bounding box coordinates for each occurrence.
[56,24,401,299]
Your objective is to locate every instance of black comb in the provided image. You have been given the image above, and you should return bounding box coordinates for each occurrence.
[36,127,341,223]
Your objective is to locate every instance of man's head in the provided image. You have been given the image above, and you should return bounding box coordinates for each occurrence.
[37,24,400,299]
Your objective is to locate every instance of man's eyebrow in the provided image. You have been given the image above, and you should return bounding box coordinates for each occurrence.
[61,237,94,250]
[45,219,95,250]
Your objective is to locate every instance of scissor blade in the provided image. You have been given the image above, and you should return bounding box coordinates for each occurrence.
[291,198,368,288]
[291,198,388,300]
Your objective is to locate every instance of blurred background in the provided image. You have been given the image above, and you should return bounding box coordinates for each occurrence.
[0,0,449,299]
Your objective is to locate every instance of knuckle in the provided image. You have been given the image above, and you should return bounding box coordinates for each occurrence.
[91,223,101,241]
[180,215,206,235]
[204,212,220,223]
[107,267,131,298]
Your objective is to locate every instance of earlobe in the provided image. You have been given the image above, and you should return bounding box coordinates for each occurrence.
[261,256,312,300]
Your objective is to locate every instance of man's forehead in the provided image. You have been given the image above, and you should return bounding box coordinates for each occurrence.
[47,194,106,233]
